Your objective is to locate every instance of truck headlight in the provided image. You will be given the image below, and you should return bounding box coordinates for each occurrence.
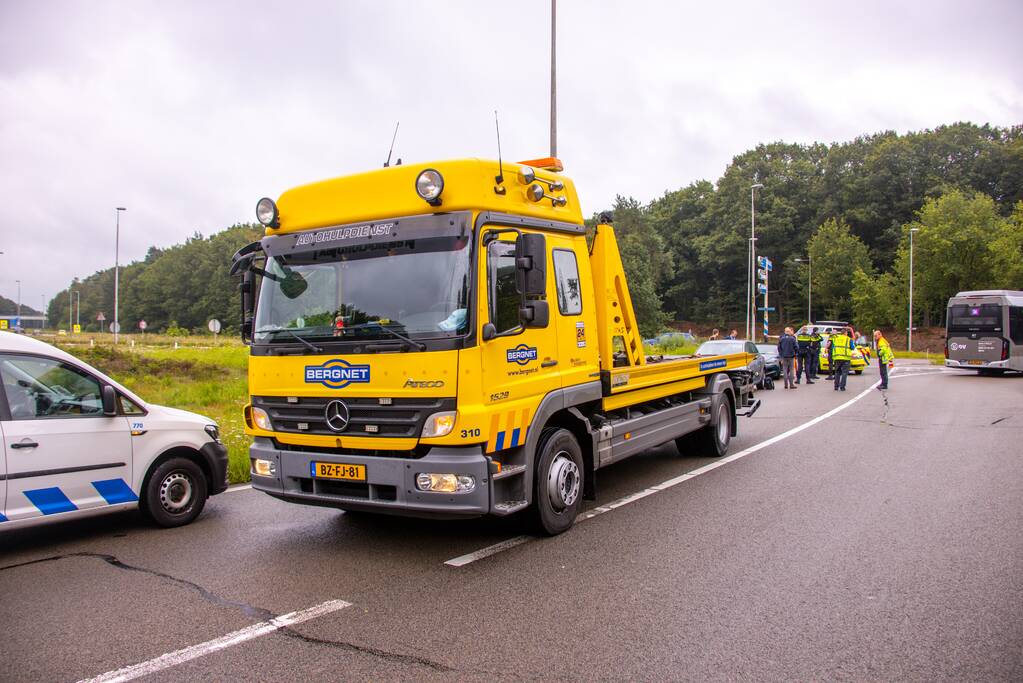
[204,424,221,443]
[421,411,456,438]
[415,473,476,493]
[256,197,279,228]
[251,406,273,431]
[253,459,276,477]
[415,169,444,205]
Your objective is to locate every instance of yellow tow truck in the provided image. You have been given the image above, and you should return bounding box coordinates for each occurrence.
[231,157,759,534]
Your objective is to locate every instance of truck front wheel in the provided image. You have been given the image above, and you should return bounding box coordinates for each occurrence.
[676,396,731,458]
[532,429,584,536]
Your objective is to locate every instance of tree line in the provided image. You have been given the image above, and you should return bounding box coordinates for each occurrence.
[44,122,1022,337]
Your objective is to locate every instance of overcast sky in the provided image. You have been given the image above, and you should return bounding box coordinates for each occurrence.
[1,0,1021,309]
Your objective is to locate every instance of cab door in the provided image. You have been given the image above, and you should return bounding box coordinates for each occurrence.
[0,353,133,522]
[548,236,600,389]
[479,228,561,453]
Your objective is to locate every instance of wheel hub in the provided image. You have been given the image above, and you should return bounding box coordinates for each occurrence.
[546,452,580,511]
[160,472,193,514]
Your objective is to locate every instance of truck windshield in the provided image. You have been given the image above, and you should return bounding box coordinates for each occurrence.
[948,304,1002,333]
[254,235,471,343]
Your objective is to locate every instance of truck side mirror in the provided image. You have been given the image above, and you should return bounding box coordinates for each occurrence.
[515,233,547,297]
[240,272,254,344]
[520,300,549,328]
[482,322,497,341]
[101,385,118,416]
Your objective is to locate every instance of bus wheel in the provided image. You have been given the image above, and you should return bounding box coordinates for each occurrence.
[677,395,731,458]
[532,429,584,536]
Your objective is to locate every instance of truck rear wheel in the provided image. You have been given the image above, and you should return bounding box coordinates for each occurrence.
[676,396,731,458]
[532,429,584,536]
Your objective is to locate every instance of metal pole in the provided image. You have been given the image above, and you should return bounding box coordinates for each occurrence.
[908,228,917,352]
[15,279,20,317]
[748,184,763,340]
[115,207,126,343]
[75,290,80,327]
[68,288,72,332]
[550,0,557,157]
[808,254,812,323]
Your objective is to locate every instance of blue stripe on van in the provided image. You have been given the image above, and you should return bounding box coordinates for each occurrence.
[92,478,139,504]
[0,512,7,522]
[23,487,78,515]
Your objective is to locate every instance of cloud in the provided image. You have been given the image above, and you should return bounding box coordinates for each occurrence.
[1,0,1020,305]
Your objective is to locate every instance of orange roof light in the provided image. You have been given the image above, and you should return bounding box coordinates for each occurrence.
[517,157,564,172]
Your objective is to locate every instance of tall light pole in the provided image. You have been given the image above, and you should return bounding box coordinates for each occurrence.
[793,256,812,322]
[908,227,919,352]
[75,290,81,328]
[15,279,20,317]
[549,0,557,157]
[747,183,764,339]
[114,207,126,343]
[68,288,73,332]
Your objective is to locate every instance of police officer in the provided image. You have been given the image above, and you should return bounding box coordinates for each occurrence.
[795,327,815,384]
[808,330,823,379]
[830,326,855,391]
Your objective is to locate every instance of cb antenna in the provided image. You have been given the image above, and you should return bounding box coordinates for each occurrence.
[494,110,506,195]
[384,121,399,168]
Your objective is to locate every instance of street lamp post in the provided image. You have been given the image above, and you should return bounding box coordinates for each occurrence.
[747,183,764,340]
[114,207,126,343]
[908,227,919,352]
[68,288,73,332]
[15,279,20,317]
[793,256,812,322]
[75,290,81,328]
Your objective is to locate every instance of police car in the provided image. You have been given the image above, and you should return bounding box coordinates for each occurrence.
[0,332,228,530]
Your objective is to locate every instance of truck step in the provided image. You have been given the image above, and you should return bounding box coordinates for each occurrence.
[736,398,761,418]
[492,500,529,515]
[493,464,527,480]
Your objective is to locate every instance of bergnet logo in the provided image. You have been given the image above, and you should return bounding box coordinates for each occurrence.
[506,344,539,365]
[699,359,728,371]
[305,359,371,389]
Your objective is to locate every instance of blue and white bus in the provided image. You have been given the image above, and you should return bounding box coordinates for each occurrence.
[945,290,1023,375]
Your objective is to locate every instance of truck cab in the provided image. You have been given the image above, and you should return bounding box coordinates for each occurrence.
[234,158,757,533]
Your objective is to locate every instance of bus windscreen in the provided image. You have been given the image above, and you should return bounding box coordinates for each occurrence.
[948,304,1002,333]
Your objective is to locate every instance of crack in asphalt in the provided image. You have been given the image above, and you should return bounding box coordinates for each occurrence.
[0,552,459,673]
[990,416,1009,425]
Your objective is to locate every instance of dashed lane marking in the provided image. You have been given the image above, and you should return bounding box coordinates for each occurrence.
[77,599,352,683]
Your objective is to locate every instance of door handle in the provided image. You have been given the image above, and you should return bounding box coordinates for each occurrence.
[11,440,39,449]
[541,359,558,368]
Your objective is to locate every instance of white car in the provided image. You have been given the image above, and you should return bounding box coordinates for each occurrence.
[0,331,228,531]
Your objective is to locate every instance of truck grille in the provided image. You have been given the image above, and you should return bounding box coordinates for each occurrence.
[252,395,455,438]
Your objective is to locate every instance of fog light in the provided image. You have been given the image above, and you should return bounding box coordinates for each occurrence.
[252,406,273,431]
[415,473,476,493]
[421,411,456,438]
[253,459,276,477]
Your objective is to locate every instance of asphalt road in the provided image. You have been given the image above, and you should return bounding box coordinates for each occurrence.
[2,360,1021,681]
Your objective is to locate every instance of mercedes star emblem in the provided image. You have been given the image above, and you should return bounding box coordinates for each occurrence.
[324,399,351,432]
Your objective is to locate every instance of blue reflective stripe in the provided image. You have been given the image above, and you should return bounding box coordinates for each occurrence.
[495,431,505,451]
[92,478,139,504]
[24,487,78,515]
[0,512,7,522]
[510,428,521,447]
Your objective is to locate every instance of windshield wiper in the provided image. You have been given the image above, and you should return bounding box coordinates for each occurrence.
[258,327,323,353]
[348,322,426,351]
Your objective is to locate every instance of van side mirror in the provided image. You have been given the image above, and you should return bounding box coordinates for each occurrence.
[515,233,547,297]
[520,300,549,328]
[102,385,118,416]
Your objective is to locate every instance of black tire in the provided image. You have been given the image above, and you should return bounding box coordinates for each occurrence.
[854,370,863,375]
[531,429,584,536]
[142,457,209,528]
[676,394,731,458]
[764,376,775,390]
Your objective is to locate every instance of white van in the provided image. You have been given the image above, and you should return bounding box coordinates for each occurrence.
[0,332,229,530]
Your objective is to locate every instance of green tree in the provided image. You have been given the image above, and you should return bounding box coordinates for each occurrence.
[807,218,873,319]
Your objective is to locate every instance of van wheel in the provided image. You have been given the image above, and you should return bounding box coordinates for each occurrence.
[143,457,208,528]
[676,396,731,458]
[532,429,584,536]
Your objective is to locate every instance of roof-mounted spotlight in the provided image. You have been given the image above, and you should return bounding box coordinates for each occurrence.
[256,197,280,228]
[416,169,444,206]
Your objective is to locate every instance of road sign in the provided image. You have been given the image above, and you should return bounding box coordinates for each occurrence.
[208,319,222,334]
[109,322,121,333]
[139,320,147,331]
[757,307,776,311]
[757,268,769,281]
[757,256,773,270]
[73,324,81,334]
[0,320,7,330]
[757,283,768,294]
[96,311,106,322]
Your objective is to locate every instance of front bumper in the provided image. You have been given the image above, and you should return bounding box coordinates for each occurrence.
[945,358,1008,369]
[200,441,230,495]
[248,438,491,518]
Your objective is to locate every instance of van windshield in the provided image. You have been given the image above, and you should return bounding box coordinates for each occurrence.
[948,304,1002,333]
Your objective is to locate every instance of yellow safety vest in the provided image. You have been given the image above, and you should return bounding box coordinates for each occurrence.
[831,334,852,361]
[878,338,894,363]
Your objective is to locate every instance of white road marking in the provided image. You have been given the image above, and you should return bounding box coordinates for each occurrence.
[77,599,351,683]
[445,373,902,567]
[226,483,252,493]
